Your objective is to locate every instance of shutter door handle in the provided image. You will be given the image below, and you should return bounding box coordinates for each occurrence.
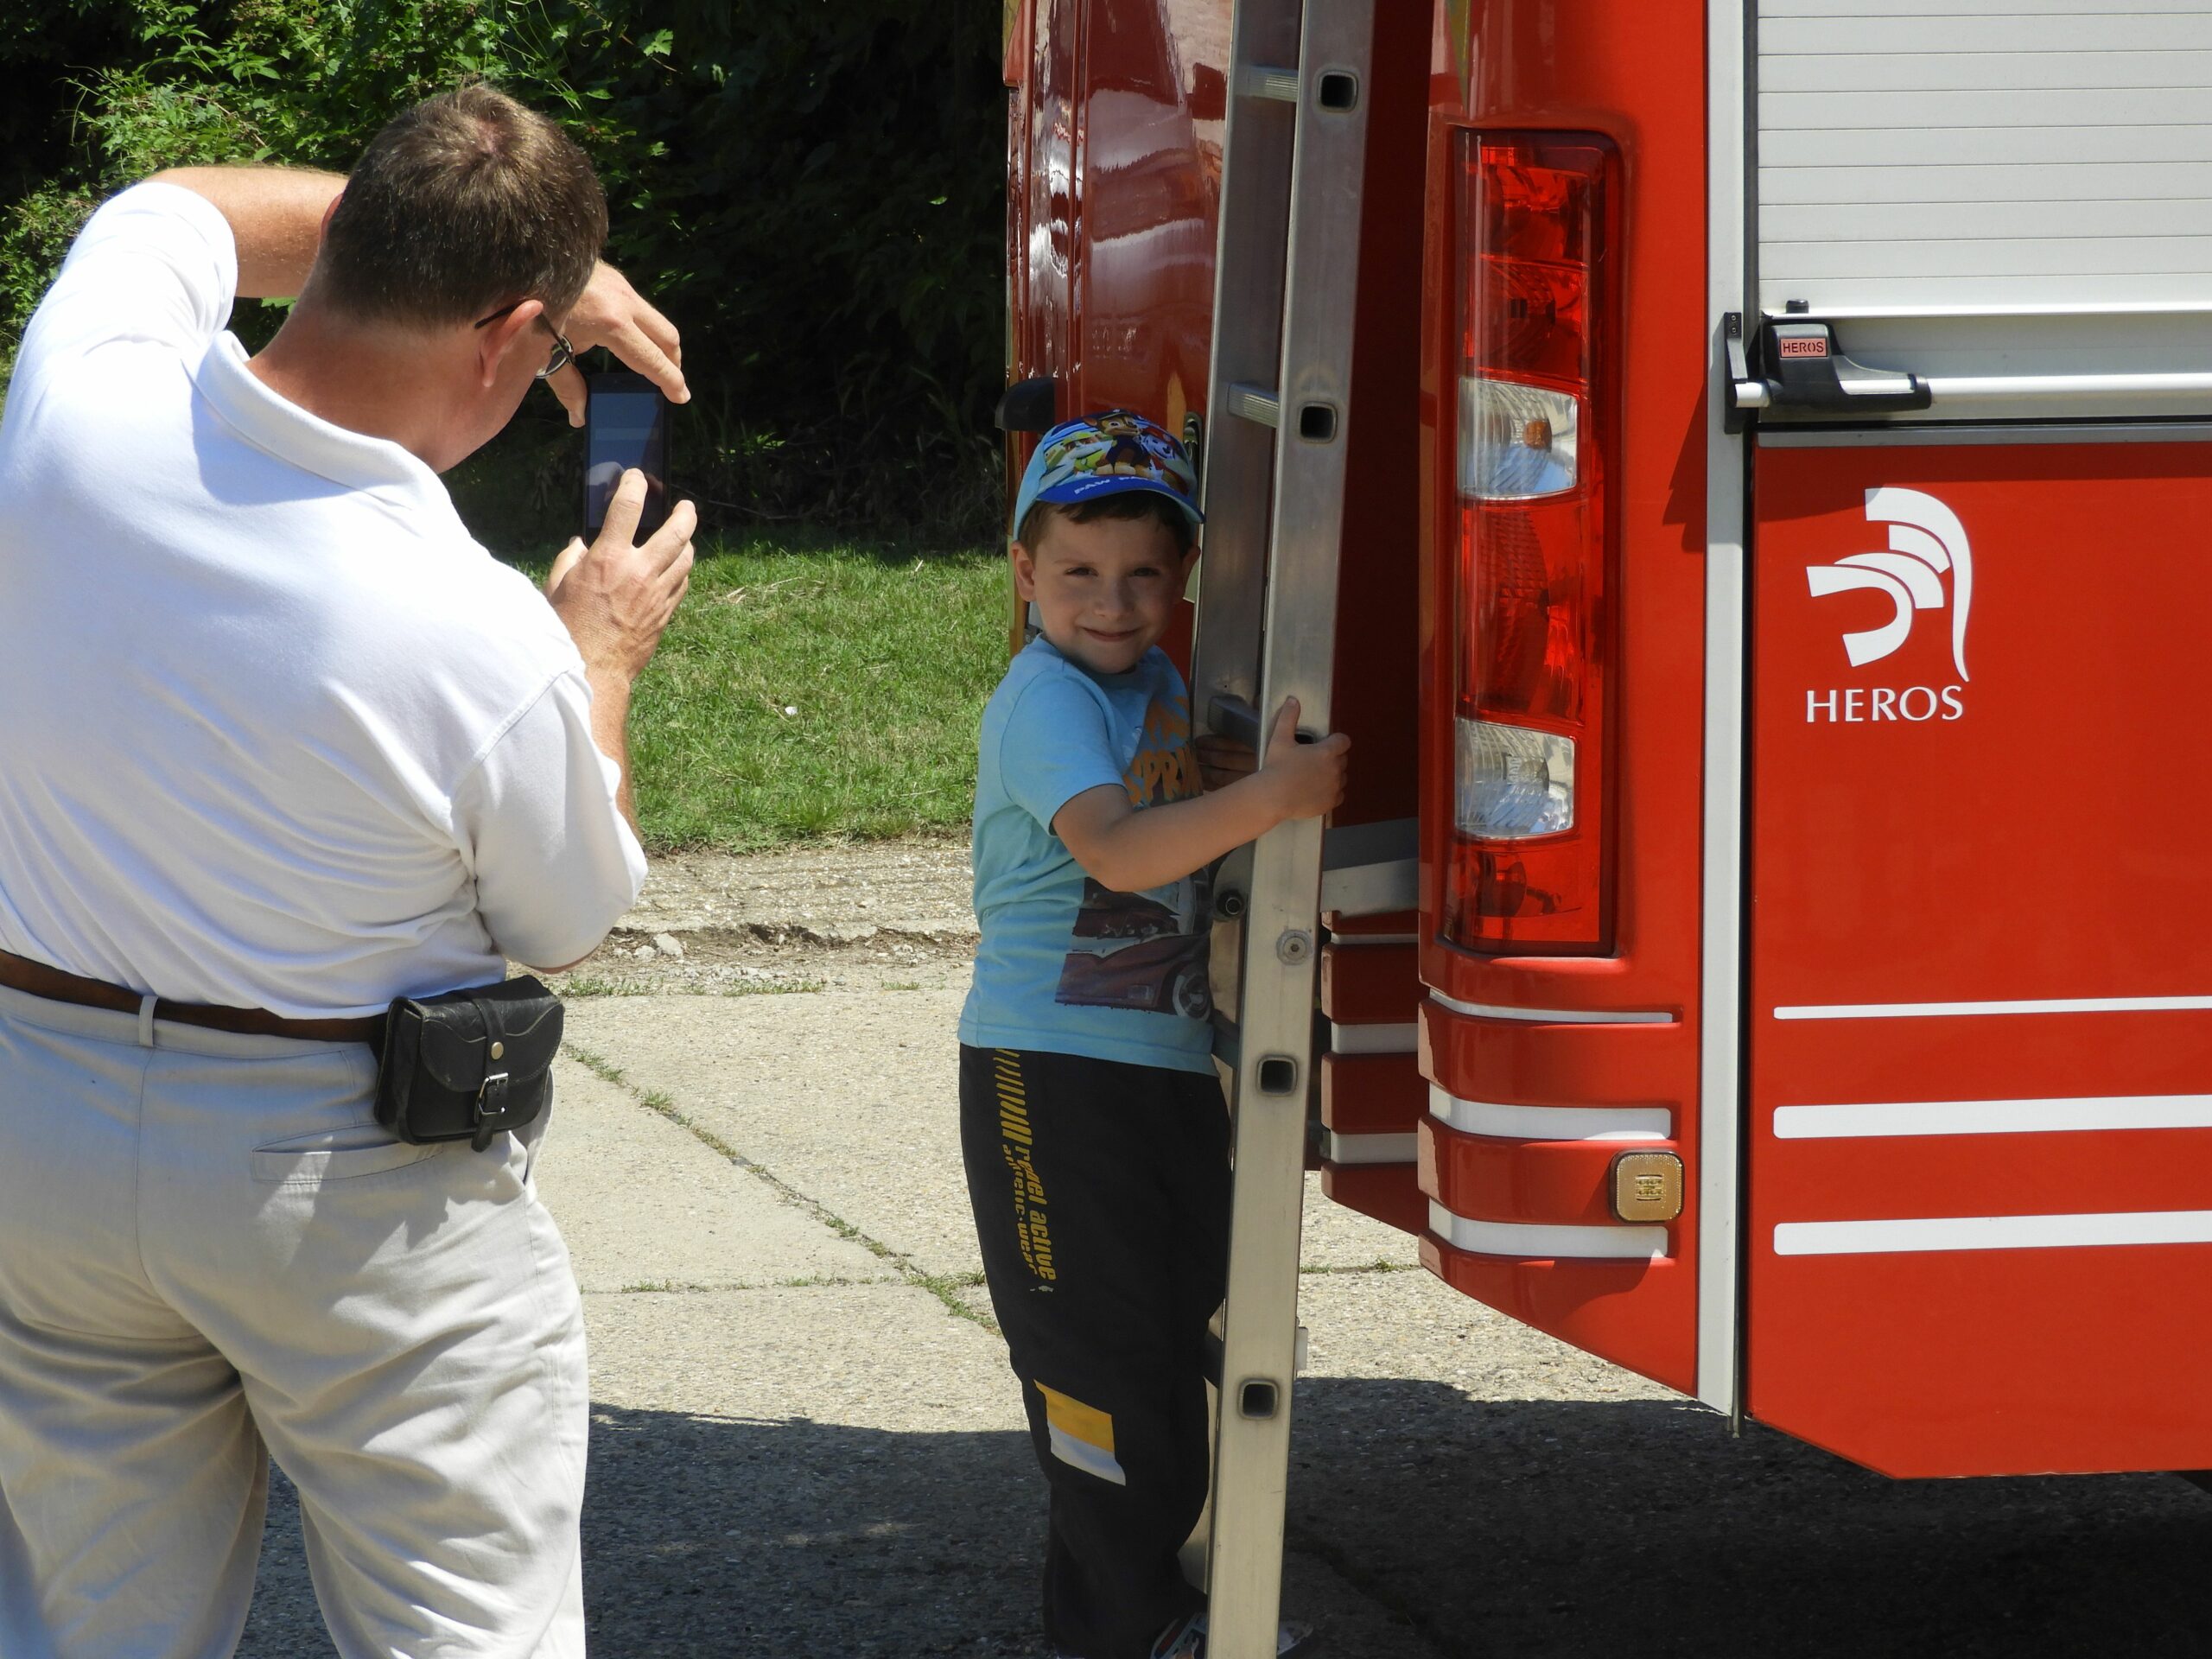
[1726,315,1930,429]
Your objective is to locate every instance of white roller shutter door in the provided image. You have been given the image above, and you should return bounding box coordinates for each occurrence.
[1759,2,2212,312]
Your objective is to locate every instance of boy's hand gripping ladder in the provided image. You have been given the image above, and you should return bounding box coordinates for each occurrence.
[1188,0,1378,1653]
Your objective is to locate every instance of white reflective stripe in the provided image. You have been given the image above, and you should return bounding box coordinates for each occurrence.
[1430,990,1675,1026]
[1322,1130,1417,1166]
[1328,1021,1416,1055]
[1776,1094,2212,1140]
[1429,1085,1669,1143]
[1774,1210,2212,1258]
[1045,1424,1128,1485]
[1774,995,2212,1020]
[1329,932,1415,945]
[1428,1200,1668,1261]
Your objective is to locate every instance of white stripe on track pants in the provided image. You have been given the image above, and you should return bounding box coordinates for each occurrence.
[0,982,588,1658]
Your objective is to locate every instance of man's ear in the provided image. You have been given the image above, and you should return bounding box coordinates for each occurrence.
[1009,540,1039,602]
[475,298,545,391]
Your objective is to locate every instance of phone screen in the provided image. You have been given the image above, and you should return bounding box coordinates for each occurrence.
[584,385,671,538]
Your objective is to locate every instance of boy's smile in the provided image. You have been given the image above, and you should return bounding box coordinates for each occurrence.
[1011,513,1198,677]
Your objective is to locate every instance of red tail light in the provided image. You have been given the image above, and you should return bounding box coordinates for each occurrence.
[1443,134,1616,953]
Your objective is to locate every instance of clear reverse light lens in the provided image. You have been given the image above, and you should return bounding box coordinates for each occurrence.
[1456,717,1574,838]
[1460,377,1579,500]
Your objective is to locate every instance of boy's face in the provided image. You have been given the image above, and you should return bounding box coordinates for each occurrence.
[1012,510,1198,677]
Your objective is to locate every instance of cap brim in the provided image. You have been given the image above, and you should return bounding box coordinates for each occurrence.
[1033,471,1205,525]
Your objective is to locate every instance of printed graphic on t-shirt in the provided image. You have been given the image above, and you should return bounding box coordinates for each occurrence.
[1054,691,1212,1019]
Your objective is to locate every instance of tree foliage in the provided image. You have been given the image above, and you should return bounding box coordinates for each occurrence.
[2,1,1007,539]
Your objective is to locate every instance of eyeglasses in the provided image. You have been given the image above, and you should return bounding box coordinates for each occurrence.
[473,302,575,379]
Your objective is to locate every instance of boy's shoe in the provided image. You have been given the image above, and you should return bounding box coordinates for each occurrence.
[1147,1611,1316,1658]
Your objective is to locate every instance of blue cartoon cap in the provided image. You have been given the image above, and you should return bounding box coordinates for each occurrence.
[1013,409,1205,540]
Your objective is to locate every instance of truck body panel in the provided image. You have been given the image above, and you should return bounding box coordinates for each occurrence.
[1746,436,2212,1476]
[1005,0,2212,1478]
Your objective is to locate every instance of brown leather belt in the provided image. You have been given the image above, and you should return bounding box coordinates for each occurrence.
[0,950,385,1048]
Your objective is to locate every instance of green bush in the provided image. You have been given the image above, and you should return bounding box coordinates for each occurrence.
[1,0,1007,543]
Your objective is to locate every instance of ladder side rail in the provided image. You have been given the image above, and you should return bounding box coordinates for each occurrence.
[1203,3,1377,1655]
[1189,0,1301,735]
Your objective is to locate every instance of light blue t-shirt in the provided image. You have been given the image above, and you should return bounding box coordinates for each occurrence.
[958,637,1215,1074]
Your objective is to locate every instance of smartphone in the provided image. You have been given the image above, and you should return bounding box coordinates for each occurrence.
[582,372,673,541]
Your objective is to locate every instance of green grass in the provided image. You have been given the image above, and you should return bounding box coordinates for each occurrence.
[625,537,1009,850]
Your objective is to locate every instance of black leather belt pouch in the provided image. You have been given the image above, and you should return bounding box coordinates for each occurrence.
[375,976,563,1150]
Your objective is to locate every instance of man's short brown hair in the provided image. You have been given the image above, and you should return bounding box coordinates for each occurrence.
[312,86,606,328]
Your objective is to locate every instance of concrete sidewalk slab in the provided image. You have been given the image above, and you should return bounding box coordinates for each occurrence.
[536,1058,887,1293]
[1294,1268,1680,1401]
[1297,1174,1422,1269]
[566,987,1422,1285]
[580,1283,1433,1658]
[566,987,984,1279]
[579,1282,1043,1653]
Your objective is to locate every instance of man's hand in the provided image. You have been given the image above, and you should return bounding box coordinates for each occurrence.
[545,262,688,425]
[1255,696,1351,820]
[546,469,696,681]
[545,470,695,832]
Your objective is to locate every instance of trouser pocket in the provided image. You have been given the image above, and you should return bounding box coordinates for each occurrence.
[251,1122,450,1185]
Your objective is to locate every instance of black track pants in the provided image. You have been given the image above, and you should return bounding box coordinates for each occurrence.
[957,1045,1231,1659]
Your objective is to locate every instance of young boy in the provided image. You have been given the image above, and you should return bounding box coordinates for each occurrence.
[958,411,1348,1659]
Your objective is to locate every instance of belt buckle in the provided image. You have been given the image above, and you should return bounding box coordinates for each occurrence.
[472,1071,512,1152]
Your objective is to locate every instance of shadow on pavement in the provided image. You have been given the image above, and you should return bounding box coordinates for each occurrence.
[240,1406,1051,1657]
[238,1382,2212,1656]
[1292,1379,2212,1658]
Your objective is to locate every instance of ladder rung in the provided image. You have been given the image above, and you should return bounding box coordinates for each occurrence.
[1205,694,1262,751]
[1226,383,1281,428]
[1237,64,1300,103]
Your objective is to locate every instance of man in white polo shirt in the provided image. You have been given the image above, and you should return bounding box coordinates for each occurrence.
[0,86,693,1656]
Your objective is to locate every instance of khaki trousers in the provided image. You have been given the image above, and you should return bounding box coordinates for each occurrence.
[0,982,588,1658]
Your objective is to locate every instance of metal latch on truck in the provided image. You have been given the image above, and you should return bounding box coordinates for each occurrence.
[1725,307,2212,431]
[1723,310,1930,431]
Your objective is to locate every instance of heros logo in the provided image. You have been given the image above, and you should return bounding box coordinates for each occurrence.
[1805,684,1965,724]
[1803,486,1971,725]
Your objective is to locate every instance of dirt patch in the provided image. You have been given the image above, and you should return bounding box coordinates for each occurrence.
[545,837,976,996]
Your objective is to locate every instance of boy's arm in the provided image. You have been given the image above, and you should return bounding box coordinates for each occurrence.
[1055,698,1349,893]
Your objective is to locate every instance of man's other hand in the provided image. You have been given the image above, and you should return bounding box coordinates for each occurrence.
[546,469,696,683]
[545,262,688,424]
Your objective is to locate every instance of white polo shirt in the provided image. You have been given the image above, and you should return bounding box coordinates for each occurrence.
[0,182,647,1017]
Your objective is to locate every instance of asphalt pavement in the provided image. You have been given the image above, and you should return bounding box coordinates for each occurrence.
[233,969,2212,1657]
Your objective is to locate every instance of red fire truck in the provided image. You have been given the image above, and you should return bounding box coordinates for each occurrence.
[1001,0,2212,1644]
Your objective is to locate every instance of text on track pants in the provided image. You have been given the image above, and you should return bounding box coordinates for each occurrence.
[957,1044,1231,1659]
[0,982,588,1659]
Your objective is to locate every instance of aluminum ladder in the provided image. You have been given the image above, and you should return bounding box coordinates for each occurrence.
[1189,0,1377,1652]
